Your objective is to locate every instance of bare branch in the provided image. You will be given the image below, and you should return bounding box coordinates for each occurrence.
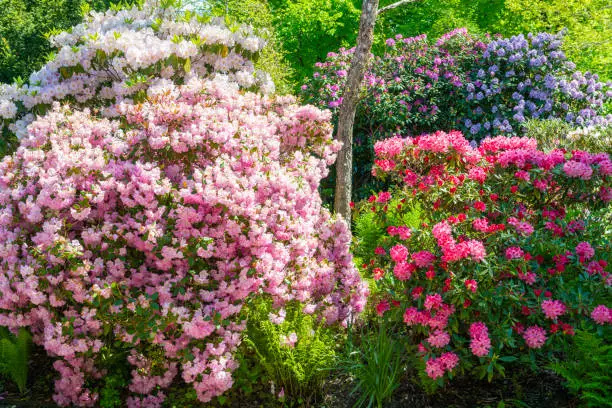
[377,0,419,15]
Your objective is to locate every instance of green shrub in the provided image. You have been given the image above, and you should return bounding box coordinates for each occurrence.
[522,119,574,151]
[524,119,612,156]
[242,298,338,405]
[550,329,612,407]
[0,327,31,394]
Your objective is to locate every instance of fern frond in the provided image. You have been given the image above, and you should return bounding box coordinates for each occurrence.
[0,327,31,394]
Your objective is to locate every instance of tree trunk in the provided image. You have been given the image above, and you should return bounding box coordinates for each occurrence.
[334,0,380,225]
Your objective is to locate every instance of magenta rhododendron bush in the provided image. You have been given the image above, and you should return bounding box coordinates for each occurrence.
[361,130,611,382]
[0,78,367,406]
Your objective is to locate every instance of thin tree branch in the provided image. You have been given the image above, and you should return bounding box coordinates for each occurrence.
[377,0,419,15]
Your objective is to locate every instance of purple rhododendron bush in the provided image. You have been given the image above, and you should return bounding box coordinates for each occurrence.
[0,77,367,407]
[360,130,611,384]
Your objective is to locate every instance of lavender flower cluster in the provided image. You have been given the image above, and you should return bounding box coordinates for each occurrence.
[465,32,611,139]
[302,30,611,142]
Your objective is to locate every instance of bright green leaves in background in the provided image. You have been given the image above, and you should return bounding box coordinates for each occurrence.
[374,0,611,80]
[0,0,141,83]
[270,0,360,87]
[0,0,610,88]
[499,0,611,80]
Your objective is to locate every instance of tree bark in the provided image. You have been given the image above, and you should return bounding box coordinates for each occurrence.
[333,0,419,225]
[334,0,380,225]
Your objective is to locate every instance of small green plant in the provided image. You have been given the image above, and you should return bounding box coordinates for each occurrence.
[0,327,31,394]
[243,298,337,406]
[340,323,404,408]
[99,371,128,408]
[354,200,423,260]
[550,329,612,407]
[524,118,612,155]
[522,119,573,151]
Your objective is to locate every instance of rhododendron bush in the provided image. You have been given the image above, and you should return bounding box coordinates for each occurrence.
[0,78,367,407]
[301,29,611,202]
[359,130,611,383]
[0,0,275,157]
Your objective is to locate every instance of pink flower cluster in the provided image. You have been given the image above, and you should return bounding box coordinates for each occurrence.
[469,322,491,357]
[432,221,487,263]
[523,326,547,349]
[591,305,611,325]
[541,300,566,320]
[575,242,595,260]
[427,329,451,348]
[425,352,459,379]
[0,80,367,406]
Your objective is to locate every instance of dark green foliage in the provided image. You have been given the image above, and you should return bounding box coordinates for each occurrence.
[550,330,612,407]
[99,372,127,408]
[242,298,337,405]
[0,327,31,394]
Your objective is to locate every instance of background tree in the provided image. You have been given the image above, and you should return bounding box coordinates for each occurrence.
[334,0,420,223]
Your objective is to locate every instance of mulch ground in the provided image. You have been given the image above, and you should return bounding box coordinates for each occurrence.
[0,347,575,408]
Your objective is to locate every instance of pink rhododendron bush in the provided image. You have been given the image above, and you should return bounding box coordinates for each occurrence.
[359,130,611,384]
[0,77,367,407]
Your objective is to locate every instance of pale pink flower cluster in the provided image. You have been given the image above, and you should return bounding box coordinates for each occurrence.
[280,332,298,348]
[541,300,566,320]
[563,160,593,180]
[0,80,367,406]
[427,329,451,348]
[435,27,469,46]
[523,326,547,349]
[469,322,491,357]
[591,305,611,325]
